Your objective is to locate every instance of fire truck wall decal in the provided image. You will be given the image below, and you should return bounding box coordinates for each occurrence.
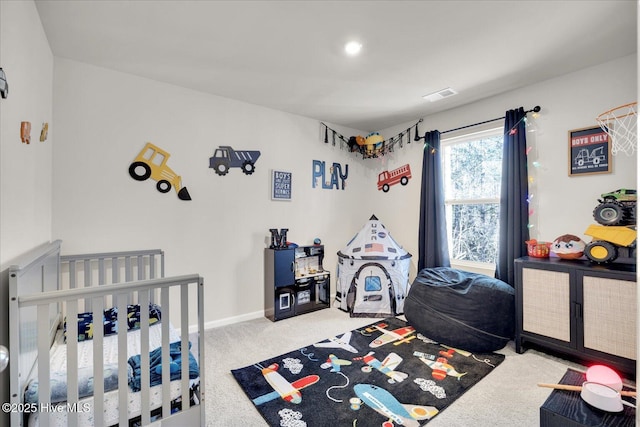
[128,142,192,200]
[209,145,261,176]
[377,164,412,192]
[312,160,348,190]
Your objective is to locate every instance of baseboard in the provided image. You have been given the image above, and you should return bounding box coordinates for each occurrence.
[190,298,341,333]
[203,310,265,330]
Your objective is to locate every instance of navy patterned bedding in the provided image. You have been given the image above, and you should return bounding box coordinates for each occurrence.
[64,303,162,342]
[24,304,199,404]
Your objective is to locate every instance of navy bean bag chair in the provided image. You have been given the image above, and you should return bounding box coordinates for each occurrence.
[404,267,515,353]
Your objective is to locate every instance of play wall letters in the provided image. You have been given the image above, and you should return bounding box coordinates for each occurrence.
[312,160,349,190]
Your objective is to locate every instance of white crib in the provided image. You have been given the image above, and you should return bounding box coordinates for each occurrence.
[8,240,205,427]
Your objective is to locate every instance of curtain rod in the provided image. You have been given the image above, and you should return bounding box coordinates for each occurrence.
[415,106,541,140]
[441,105,541,135]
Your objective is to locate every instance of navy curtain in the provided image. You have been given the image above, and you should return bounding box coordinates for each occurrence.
[496,107,529,285]
[418,131,450,271]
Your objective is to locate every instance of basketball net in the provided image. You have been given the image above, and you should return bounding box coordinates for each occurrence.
[596,102,637,156]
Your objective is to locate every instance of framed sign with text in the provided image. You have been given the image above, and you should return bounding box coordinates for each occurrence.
[271,170,292,200]
[568,126,611,176]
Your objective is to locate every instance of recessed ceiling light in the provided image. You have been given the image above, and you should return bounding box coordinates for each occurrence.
[344,41,363,56]
[422,87,458,102]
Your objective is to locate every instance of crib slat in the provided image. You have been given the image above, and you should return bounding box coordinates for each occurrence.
[180,283,190,409]
[67,300,79,427]
[111,256,119,284]
[117,294,129,427]
[140,290,151,425]
[150,255,157,279]
[84,259,92,312]
[92,297,105,427]
[68,259,77,289]
[37,304,51,427]
[125,256,133,283]
[161,286,171,418]
[138,255,144,280]
[98,258,106,285]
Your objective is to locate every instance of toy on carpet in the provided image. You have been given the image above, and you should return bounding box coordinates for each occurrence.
[335,215,411,318]
[404,267,515,353]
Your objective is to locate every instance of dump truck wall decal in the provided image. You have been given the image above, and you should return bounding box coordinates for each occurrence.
[209,145,261,176]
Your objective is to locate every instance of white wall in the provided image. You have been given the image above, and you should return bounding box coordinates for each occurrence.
[372,54,637,276]
[1,1,636,330]
[0,0,54,421]
[51,58,372,327]
[0,1,54,265]
[50,54,637,329]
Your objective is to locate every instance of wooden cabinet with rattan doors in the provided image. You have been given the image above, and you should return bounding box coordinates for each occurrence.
[514,256,636,375]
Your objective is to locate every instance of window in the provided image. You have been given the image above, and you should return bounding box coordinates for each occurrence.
[364,276,382,292]
[442,127,503,266]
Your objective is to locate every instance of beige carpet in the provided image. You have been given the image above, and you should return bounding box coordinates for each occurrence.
[202,306,629,426]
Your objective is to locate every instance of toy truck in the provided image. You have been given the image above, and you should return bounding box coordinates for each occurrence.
[209,146,261,176]
[583,225,636,264]
[583,189,636,263]
[377,164,412,192]
[129,143,192,200]
[592,188,636,226]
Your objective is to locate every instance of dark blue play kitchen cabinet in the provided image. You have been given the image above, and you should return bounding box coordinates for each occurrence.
[264,245,330,321]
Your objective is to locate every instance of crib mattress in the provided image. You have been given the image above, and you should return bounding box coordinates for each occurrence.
[27,323,198,426]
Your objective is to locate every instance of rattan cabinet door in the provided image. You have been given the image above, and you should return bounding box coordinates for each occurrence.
[522,267,571,342]
[582,275,637,360]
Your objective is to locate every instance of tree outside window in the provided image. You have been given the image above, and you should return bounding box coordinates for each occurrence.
[442,128,503,266]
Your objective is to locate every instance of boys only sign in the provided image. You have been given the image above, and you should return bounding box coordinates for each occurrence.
[272,170,292,200]
[568,126,611,176]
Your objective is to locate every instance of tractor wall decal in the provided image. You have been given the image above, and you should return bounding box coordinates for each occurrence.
[209,145,261,176]
[129,142,192,200]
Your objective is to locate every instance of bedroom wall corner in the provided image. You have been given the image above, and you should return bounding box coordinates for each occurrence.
[370,54,637,280]
[0,0,54,421]
[50,58,372,327]
[0,0,54,265]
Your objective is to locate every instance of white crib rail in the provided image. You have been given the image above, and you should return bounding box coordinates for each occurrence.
[60,248,165,309]
[9,242,205,427]
[17,275,204,427]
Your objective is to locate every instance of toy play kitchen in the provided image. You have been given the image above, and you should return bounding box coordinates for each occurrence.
[264,232,329,321]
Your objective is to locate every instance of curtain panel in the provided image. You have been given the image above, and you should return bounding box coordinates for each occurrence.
[418,130,451,271]
[496,107,530,285]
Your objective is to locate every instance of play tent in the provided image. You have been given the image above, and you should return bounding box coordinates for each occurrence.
[336,215,412,317]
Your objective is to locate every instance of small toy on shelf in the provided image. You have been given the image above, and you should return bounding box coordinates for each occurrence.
[584,189,637,264]
[551,234,586,259]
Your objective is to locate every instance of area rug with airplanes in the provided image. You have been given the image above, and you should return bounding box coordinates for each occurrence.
[231,317,505,427]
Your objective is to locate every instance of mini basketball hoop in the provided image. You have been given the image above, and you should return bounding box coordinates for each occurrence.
[596,102,637,156]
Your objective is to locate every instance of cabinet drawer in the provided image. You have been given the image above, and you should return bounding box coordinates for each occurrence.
[522,268,571,342]
[582,275,636,360]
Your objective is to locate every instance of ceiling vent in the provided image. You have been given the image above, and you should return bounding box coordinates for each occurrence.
[422,87,458,102]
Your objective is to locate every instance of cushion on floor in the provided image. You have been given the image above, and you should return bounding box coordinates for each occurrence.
[404,267,515,353]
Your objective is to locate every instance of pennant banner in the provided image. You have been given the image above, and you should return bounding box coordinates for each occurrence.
[320,119,423,159]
